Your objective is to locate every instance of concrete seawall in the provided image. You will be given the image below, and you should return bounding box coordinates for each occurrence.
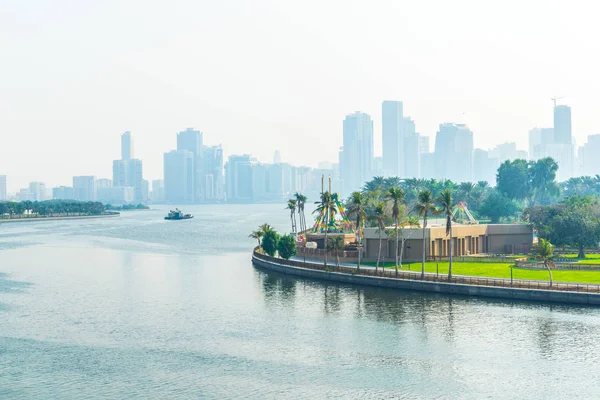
[0,213,120,224]
[252,253,600,306]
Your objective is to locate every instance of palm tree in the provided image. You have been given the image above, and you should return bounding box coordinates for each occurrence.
[458,182,475,206]
[414,190,436,279]
[313,191,337,268]
[327,236,345,267]
[386,187,405,277]
[248,230,263,248]
[436,189,455,281]
[294,193,307,232]
[369,202,387,275]
[286,199,297,233]
[536,238,555,288]
[346,191,367,272]
[259,223,274,235]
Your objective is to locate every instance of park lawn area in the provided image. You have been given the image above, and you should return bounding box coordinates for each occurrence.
[365,261,600,284]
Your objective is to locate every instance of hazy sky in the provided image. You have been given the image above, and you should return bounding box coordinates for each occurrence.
[1,0,599,192]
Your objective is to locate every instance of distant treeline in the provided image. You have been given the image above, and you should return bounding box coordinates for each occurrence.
[105,203,149,211]
[0,199,105,218]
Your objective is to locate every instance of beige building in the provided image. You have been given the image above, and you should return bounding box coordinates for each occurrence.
[363,223,532,261]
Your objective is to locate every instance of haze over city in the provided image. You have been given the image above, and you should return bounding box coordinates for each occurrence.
[2,0,600,192]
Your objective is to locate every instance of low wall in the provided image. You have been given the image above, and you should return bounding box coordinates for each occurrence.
[252,251,600,306]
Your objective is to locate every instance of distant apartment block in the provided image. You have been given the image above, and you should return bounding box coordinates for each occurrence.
[73,176,97,201]
[52,186,74,200]
[164,150,195,203]
[339,112,374,196]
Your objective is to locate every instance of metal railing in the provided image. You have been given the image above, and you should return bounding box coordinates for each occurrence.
[253,248,600,294]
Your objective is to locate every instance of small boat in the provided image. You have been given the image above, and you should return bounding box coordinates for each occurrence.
[164,209,194,220]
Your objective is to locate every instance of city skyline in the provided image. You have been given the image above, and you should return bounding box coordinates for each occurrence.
[3,0,600,192]
[2,99,597,200]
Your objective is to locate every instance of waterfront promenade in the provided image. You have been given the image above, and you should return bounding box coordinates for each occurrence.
[254,248,600,305]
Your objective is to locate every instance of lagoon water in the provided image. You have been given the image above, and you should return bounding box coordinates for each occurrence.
[2,204,600,399]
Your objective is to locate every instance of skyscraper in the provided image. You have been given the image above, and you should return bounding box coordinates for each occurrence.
[113,132,144,202]
[0,175,6,200]
[554,105,572,144]
[225,155,256,202]
[177,128,203,202]
[339,112,374,196]
[202,145,224,201]
[382,101,403,177]
[28,182,47,201]
[434,123,474,182]
[121,131,132,160]
[164,150,194,203]
[73,176,97,201]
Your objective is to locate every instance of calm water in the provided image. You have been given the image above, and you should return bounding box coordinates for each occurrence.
[1,204,600,399]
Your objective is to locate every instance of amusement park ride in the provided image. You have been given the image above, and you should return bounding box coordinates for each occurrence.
[452,201,478,224]
[311,175,353,234]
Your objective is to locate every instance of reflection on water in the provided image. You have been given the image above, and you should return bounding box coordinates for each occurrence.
[1,204,600,399]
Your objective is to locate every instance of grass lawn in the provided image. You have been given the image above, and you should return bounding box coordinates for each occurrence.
[361,261,600,285]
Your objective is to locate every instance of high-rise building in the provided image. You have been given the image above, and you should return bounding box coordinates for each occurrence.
[150,179,165,203]
[96,179,112,189]
[419,136,430,154]
[489,142,527,163]
[52,186,74,200]
[472,149,499,184]
[404,133,421,178]
[177,128,203,202]
[202,145,224,201]
[73,176,97,201]
[420,153,435,179]
[28,182,47,201]
[225,155,256,202]
[529,128,555,160]
[164,150,195,203]
[554,105,572,144]
[339,112,374,196]
[434,123,474,182]
[578,134,600,176]
[112,132,144,202]
[382,101,403,177]
[121,131,132,160]
[0,175,6,201]
[273,150,281,164]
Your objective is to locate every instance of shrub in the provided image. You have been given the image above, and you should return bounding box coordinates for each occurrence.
[262,230,280,257]
[277,235,297,259]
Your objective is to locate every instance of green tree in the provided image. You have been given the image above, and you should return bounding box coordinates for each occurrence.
[414,190,436,279]
[313,191,337,267]
[248,230,263,248]
[286,199,298,233]
[294,193,307,232]
[262,230,280,257]
[529,157,560,206]
[368,202,387,274]
[386,187,405,277]
[436,189,455,281]
[326,236,345,267]
[548,198,600,258]
[479,190,518,223]
[496,159,531,203]
[346,191,367,271]
[535,239,555,288]
[277,234,297,259]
